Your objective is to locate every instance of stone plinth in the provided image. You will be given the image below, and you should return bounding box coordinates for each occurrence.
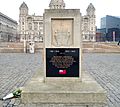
[21,70,107,107]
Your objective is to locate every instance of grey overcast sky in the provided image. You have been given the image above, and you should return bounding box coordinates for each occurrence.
[0,0,120,28]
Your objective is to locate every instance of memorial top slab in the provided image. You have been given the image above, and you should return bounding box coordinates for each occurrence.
[44,9,81,16]
[44,9,82,48]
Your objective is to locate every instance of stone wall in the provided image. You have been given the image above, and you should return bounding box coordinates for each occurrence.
[83,42,120,53]
[0,42,43,53]
[0,42,120,53]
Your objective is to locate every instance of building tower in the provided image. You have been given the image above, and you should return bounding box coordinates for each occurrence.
[19,2,28,41]
[19,2,44,43]
[82,3,96,42]
[86,3,96,41]
[49,0,65,9]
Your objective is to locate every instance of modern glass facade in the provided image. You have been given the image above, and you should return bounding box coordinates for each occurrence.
[98,15,120,41]
[101,15,120,30]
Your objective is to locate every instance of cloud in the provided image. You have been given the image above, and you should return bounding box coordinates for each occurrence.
[0,0,120,28]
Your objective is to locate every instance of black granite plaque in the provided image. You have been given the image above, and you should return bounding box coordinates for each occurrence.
[46,48,79,77]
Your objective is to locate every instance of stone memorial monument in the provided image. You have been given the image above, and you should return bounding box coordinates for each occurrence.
[21,0,107,107]
[44,9,82,82]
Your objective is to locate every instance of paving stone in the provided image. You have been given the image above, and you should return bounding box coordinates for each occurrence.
[0,101,3,106]
[9,99,15,105]
[14,99,21,106]
[83,53,120,107]
[0,53,42,106]
[18,104,25,107]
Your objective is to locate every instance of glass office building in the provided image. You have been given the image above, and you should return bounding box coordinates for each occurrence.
[99,15,120,41]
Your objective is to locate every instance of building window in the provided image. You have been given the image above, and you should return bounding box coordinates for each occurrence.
[41,32,43,35]
[91,27,93,31]
[39,26,43,30]
[39,22,43,25]
[28,23,32,30]
[91,37,93,40]
[34,22,38,30]
[29,35,31,39]
[85,35,87,39]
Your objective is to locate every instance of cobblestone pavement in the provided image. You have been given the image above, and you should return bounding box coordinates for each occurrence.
[83,53,120,107]
[0,53,120,107]
[0,53,42,107]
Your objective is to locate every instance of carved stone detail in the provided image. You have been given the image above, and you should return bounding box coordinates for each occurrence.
[52,19,73,46]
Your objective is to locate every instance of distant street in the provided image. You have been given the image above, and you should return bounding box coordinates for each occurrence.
[0,53,120,107]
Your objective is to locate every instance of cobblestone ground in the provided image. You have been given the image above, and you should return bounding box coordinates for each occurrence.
[83,53,120,107]
[0,53,120,107]
[0,53,42,107]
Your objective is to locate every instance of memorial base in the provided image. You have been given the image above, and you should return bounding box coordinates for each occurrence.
[21,70,107,107]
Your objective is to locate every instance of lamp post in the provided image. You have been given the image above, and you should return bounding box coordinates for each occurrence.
[23,38,26,53]
[23,31,28,53]
[113,31,115,42]
[0,31,2,42]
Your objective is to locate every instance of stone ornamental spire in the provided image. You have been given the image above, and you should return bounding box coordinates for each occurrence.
[86,3,95,16]
[49,0,65,9]
[19,2,28,9]
[19,2,28,16]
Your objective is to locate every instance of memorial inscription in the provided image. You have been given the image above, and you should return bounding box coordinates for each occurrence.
[46,48,79,77]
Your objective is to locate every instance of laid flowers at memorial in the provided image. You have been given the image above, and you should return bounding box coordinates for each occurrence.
[1,89,22,100]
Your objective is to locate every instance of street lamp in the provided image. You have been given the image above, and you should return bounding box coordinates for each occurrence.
[113,31,115,42]
[23,31,28,53]
[0,31,2,41]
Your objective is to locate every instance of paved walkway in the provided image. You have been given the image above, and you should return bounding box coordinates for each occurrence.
[0,53,42,107]
[83,53,120,107]
[0,53,120,106]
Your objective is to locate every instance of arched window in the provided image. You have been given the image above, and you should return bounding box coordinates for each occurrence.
[28,23,32,30]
